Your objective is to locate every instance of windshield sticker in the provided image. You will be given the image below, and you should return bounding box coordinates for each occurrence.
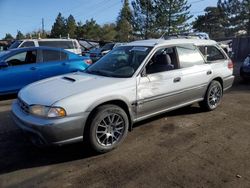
[131,47,148,52]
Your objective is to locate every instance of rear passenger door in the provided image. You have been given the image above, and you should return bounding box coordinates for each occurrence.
[176,45,213,102]
[38,49,69,79]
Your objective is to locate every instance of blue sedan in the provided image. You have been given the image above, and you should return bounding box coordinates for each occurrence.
[0,47,91,95]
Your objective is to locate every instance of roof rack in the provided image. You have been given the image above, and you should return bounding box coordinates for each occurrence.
[163,32,209,40]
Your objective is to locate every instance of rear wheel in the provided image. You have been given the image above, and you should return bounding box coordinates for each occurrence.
[199,80,223,111]
[88,105,129,153]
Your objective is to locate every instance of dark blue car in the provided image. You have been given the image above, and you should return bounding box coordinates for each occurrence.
[0,47,91,95]
[240,54,250,81]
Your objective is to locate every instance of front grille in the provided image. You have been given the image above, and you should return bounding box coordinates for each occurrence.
[18,98,30,114]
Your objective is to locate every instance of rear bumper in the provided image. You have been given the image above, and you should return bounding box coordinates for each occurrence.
[11,99,89,146]
[223,75,234,91]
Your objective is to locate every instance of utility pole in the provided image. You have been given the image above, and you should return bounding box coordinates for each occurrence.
[42,18,45,36]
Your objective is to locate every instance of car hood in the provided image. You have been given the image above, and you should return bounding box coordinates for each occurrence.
[19,72,125,106]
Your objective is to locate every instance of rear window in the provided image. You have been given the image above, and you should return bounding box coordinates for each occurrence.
[42,50,68,62]
[38,41,75,49]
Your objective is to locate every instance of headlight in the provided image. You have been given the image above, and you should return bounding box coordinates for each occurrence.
[29,105,66,118]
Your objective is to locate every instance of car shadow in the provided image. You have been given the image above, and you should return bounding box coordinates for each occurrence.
[0,111,99,175]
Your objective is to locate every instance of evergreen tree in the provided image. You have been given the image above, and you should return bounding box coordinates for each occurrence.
[83,19,101,40]
[76,21,85,39]
[116,0,133,42]
[16,30,25,40]
[217,0,244,36]
[241,0,250,35]
[154,0,192,35]
[66,14,77,38]
[3,33,14,40]
[101,23,117,41]
[131,0,157,39]
[51,13,66,38]
[192,7,225,39]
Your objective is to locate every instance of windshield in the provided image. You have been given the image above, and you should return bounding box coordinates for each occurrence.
[9,41,22,49]
[86,46,152,78]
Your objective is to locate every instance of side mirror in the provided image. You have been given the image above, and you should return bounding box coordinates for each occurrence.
[0,61,8,68]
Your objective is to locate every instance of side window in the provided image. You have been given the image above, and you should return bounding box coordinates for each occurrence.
[176,45,204,68]
[206,46,225,61]
[5,50,37,66]
[38,41,74,49]
[42,50,68,62]
[20,41,35,48]
[146,47,178,74]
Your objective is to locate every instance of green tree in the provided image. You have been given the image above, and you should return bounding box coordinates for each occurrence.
[192,7,225,39]
[3,33,14,40]
[16,30,25,40]
[116,0,133,42]
[241,0,250,35]
[66,14,77,38]
[154,0,192,35]
[76,21,85,39]
[51,13,66,38]
[131,0,157,39]
[101,23,117,41]
[217,0,245,36]
[82,19,101,40]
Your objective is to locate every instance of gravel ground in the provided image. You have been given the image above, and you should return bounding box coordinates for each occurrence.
[0,62,249,188]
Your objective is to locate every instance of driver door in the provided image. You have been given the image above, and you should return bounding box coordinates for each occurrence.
[0,50,39,94]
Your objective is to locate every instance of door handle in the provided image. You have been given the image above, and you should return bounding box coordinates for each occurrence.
[207,70,212,75]
[173,77,181,83]
[30,67,36,70]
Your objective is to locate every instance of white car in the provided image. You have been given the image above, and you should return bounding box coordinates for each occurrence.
[9,39,82,55]
[12,38,234,153]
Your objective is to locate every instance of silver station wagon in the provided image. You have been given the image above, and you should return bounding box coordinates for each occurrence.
[12,38,234,153]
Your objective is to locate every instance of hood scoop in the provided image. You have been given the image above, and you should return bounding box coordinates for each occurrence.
[62,76,76,82]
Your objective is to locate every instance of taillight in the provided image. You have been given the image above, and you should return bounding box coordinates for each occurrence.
[228,59,234,70]
[85,59,92,65]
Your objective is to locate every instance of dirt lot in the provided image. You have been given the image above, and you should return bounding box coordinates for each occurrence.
[0,63,250,188]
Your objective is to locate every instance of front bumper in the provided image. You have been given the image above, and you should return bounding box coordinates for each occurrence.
[223,75,235,91]
[11,99,89,146]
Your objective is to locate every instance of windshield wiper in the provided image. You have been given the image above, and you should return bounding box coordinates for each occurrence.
[86,69,111,77]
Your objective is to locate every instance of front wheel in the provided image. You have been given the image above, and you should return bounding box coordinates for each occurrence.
[88,105,129,153]
[199,80,223,111]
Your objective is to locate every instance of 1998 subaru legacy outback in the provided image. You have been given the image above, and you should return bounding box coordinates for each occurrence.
[12,38,234,153]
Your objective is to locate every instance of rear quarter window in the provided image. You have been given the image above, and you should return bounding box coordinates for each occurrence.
[176,45,205,68]
[207,46,226,61]
[42,50,68,62]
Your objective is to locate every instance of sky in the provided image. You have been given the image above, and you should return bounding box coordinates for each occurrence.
[0,0,218,39]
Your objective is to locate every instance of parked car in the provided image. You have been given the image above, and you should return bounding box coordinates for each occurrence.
[240,54,250,80]
[0,47,91,95]
[89,42,124,62]
[9,39,82,55]
[12,39,234,153]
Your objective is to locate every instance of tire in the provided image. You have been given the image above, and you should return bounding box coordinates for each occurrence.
[87,104,129,153]
[199,80,223,111]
